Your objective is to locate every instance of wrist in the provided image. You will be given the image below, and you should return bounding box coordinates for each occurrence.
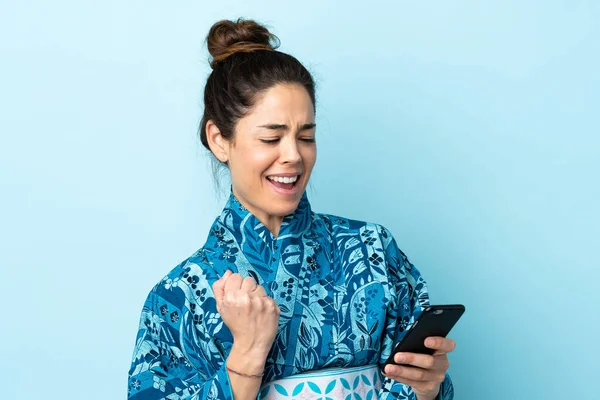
[228,343,268,375]
[226,365,264,379]
[231,337,272,357]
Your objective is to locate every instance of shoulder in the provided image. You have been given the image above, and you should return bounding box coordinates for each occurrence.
[313,210,416,272]
[144,248,220,312]
[312,211,395,247]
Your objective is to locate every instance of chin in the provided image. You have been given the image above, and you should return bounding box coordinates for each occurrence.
[270,201,300,217]
[268,195,303,215]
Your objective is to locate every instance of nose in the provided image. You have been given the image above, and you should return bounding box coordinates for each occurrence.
[280,138,302,164]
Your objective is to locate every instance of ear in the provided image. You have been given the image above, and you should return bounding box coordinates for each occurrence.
[205,120,230,163]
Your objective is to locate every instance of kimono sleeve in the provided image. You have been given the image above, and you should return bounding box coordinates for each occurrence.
[127,281,233,400]
[376,226,454,400]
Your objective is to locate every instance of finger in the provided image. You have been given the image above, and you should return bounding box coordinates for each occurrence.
[381,371,442,397]
[425,337,456,355]
[250,295,265,311]
[241,276,258,293]
[224,273,243,293]
[384,364,441,383]
[251,285,267,297]
[212,271,232,301]
[266,297,280,313]
[394,352,448,371]
[225,289,250,308]
[260,297,281,317]
[222,270,233,279]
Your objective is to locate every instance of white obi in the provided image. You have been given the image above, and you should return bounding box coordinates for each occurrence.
[259,364,382,399]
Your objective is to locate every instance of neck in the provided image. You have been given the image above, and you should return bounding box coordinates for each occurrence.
[232,188,285,238]
[261,216,284,238]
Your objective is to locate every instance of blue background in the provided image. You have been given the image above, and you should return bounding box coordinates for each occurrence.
[1,1,598,398]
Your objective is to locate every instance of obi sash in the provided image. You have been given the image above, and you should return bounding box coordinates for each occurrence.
[259,364,382,399]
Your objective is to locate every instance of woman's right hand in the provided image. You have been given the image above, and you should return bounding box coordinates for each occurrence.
[212,270,280,357]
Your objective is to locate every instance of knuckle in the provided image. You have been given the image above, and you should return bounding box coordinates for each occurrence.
[228,274,242,285]
[267,297,280,313]
[251,297,262,309]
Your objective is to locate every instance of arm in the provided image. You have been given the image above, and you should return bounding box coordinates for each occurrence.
[128,275,275,400]
[127,286,235,400]
[376,227,454,400]
[212,271,280,400]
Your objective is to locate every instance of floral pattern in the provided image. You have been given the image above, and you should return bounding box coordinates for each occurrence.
[127,190,454,399]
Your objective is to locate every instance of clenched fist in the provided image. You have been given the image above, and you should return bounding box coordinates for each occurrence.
[212,271,280,357]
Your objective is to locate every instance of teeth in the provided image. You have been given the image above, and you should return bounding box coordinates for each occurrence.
[268,175,299,184]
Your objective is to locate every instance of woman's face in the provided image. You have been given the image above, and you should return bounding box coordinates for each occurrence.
[222,83,317,231]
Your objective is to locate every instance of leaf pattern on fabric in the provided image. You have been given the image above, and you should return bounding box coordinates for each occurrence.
[127,190,454,399]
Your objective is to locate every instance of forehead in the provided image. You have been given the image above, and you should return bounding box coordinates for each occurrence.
[246,83,314,121]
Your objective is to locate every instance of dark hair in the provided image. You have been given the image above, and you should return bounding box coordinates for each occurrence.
[199,18,316,166]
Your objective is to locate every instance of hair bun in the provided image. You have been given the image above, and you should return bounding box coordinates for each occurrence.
[207,18,280,68]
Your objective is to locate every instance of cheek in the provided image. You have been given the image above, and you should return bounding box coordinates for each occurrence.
[243,149,278,178]
[302,148,317,170]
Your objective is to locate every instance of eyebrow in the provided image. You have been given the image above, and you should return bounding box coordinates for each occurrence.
[257,123,316,132]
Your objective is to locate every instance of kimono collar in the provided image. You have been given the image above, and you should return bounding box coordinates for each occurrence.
[218,188,313,245]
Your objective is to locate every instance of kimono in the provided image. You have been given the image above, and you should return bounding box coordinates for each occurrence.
[127,190,454,399]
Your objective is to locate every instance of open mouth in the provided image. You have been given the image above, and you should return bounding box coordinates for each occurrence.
[266,174,302,192]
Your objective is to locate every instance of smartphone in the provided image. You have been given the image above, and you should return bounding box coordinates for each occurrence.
[382,304,465,369]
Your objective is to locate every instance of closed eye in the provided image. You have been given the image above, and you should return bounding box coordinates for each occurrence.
[260,138,315,144]
[260,138,280,144]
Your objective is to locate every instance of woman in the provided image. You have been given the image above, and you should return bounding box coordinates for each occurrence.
[128,18,456,400]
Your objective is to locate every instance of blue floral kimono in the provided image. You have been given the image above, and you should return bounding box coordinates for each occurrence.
[127,190,454,399]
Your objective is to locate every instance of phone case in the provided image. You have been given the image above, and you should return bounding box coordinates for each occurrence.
[382,304,465,368]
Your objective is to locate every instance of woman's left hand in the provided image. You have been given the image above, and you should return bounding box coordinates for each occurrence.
[382,336,456,400]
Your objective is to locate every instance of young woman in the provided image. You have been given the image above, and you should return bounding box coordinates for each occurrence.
[128,18,456,400]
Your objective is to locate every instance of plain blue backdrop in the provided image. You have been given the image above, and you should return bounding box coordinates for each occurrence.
[1,1,598,399]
